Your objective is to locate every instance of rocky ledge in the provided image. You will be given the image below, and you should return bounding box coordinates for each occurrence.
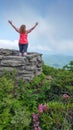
[0,48,42,81]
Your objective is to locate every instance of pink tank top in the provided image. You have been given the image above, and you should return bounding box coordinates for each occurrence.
[19,33,28,44]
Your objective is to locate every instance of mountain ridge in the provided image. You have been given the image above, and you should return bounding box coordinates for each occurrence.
[42,54,73,68]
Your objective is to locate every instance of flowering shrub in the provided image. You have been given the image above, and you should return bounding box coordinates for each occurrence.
[38,104,49,113]
[32,100,73,130]
[62,93,70,99]
[32,104,49,130]
[32,113,41,130]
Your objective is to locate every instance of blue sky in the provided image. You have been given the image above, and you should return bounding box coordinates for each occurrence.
[0,0,73,55]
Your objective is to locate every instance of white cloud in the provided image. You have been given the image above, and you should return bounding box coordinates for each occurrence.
[0,40,18,50]
[54,40,73,53]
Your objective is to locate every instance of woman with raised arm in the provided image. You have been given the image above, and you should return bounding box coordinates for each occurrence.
[8,20,38,56]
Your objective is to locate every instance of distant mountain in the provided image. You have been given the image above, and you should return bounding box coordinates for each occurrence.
[42,54,73,68]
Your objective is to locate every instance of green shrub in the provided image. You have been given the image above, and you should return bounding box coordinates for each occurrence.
[11,108,31,130]
[39,102,73,130]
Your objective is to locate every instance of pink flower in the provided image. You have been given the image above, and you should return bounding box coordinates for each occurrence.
[34,122,39,127]
[34,127,38,130]
[62,94,70,99]
[32,113,41,130]
[38,104,49,113]
[32,113,39,122]
[38,104,43,113]
[37,127,41,130]
[34,127,41,130]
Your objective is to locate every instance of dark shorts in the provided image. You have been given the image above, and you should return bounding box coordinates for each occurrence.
[19,43,28,53]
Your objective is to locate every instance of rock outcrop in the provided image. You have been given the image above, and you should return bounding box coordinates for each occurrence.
[0,49,42,81]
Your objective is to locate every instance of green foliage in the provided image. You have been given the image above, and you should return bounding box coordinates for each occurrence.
[63,60,73,71]
[0,61,73,129]
[30,73,46,87]
[11,108,31,130]
[42,63,58,77]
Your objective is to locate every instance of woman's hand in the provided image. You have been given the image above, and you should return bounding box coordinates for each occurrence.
[8,20,12,25]
[35,22,39,26]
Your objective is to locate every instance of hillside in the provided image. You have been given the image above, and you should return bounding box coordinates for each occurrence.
[0,61,73,130]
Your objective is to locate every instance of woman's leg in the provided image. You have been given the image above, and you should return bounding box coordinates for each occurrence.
[22,44,28,56]
[19,44,23,56]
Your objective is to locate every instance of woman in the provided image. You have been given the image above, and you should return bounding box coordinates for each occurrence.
[8,20,38,56]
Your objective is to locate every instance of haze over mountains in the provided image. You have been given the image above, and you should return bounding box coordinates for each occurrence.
[42,54,73,68]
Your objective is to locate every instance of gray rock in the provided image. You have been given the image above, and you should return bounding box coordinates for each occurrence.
[0,48,43,81]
